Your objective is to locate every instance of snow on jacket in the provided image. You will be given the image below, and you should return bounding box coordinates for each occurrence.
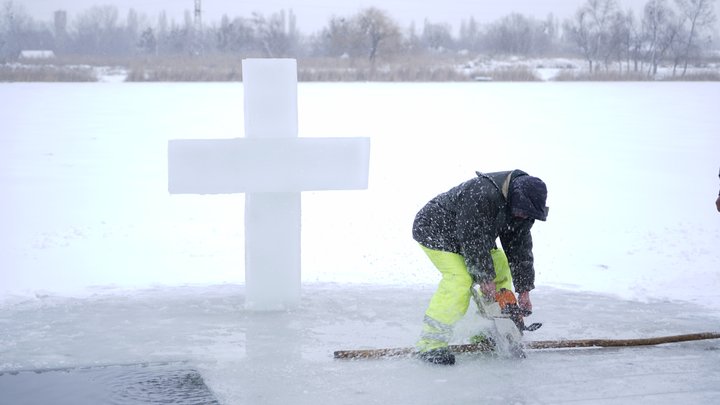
[412,170,541,293]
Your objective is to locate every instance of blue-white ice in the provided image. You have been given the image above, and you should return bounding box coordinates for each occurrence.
[1,82,719,404]
[1,285,719,404]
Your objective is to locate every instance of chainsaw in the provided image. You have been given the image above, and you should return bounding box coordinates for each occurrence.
[470,286,542,358]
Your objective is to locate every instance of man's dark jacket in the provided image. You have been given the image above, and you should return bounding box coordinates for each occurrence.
[412,170,537,293]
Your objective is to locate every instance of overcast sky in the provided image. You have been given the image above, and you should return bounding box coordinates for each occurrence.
[19,0,692,33]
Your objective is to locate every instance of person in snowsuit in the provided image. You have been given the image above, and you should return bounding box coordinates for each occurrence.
[412,170,548,365]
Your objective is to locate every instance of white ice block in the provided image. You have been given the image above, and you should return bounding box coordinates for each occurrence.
[244,192,301,311]
[242,58,298,139]
[167,137,370,194]
[168,58,370,311]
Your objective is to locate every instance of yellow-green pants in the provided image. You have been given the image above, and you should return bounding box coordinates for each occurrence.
[417,245,512,352]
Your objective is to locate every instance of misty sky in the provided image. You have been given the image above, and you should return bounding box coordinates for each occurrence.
[21,0,658,33]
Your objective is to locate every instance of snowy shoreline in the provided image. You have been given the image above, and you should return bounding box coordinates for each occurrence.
[3,56,720,83]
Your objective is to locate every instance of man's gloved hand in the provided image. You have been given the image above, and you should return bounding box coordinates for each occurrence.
[494,289,518,311]
[715,195,720,212]
[494,289,529,332]
[479,280,496,298]
[493,289,533,315]
[491,289,542,333]
[518,291,532,314]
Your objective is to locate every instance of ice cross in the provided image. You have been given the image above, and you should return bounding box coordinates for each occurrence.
[168,59,370,311]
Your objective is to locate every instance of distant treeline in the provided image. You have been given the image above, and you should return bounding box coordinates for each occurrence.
[1,0,718,79]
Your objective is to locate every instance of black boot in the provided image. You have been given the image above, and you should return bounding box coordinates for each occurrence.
[418,348,455,365]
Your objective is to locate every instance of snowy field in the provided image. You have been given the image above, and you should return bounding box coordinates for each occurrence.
[1,82,719,404]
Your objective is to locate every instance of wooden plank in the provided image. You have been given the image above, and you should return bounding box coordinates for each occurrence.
[333,332,720,360]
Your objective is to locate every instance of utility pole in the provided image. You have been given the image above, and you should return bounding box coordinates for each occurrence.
[194,0,202,32]
[193,0,203,55]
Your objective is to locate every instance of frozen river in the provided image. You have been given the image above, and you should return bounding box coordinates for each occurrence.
[1,285,719,404]
[1,82,719,403]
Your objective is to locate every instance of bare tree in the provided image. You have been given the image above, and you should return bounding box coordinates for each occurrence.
[73,5,125,55]
[217,14,255,53]
[590,0,623,70]
[404,21,422,54]
[564,0,622,72]
[458,17,481,52]
[485,13,531,55]
[0,1,51,60]
[421,19,454,51]
[564,9,596,71]
[126,8,139,47]
[601,10,630,70]
[675,0,717,75]
[0,1,23,60]
[154,11,168,54]
[484,13,556,56]
[622,9,646,72]
[318,16,356,57]
[543,13,561,53]
[251,10,299,58]
[353,7,401,63]
[138,27,156,55]
[642,0,680,76]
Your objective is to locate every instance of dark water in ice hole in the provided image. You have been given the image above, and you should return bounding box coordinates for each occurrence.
[0,362,218,405]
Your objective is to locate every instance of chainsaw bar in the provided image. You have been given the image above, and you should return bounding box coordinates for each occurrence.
[470,287,541,358]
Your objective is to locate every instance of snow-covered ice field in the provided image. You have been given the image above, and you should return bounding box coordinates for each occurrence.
[1,285,719,404]
[1,82,719,404]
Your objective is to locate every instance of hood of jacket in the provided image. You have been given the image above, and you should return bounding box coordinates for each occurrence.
[477,170,548,221]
